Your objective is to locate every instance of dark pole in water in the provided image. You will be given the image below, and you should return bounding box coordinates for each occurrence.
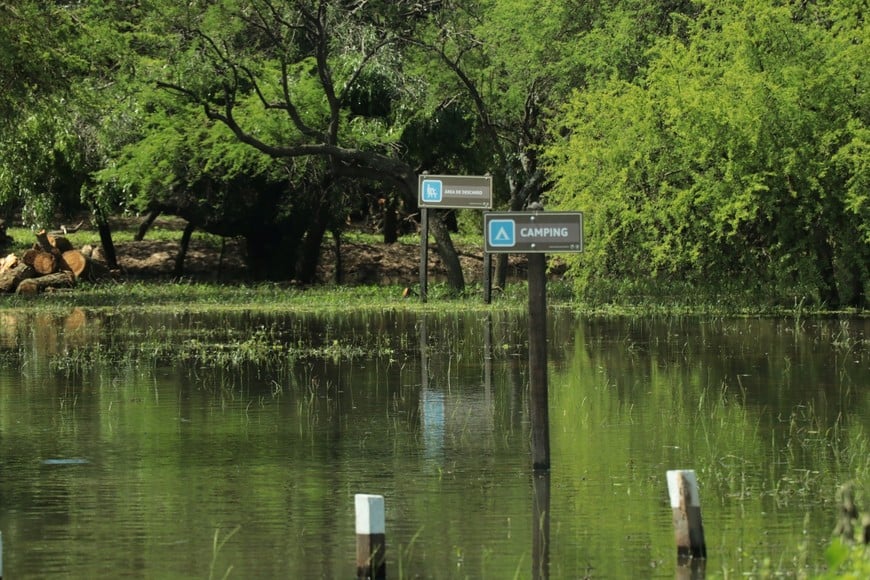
[419,208,428,303]
[528,252,550,471]
[483,252,492,304]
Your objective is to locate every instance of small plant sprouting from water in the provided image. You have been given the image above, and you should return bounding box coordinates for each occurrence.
[208,524,241,580]
[396,525,424,579]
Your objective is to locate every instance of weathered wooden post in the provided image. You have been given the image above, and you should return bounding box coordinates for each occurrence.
[419,207,429,303]
[1,530,4,580]
[483,252,492,304]
[528,252,550,471]
[667,470,707,562]
[355,494,386,580]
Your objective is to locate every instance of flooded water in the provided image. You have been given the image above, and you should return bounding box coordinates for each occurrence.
[0,308,868,578]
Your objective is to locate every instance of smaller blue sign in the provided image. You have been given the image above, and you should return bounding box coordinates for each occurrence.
[421,179,443,203]
[488,219,516,248]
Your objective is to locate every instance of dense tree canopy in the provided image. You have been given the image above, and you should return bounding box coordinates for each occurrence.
[546,0,868,307]
[0,0,866,304]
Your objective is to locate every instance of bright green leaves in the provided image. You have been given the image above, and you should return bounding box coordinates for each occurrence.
[546,0,869,306]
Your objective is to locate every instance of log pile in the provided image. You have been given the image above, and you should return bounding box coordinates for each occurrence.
[0,229,111,295]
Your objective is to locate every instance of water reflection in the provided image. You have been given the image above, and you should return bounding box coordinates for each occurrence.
[0,310,866,578]
[419,314,500,463]
[533,471,551,580]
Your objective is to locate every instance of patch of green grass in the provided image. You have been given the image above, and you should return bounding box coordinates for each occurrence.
[0,280,531,313]
[5,223,226,250]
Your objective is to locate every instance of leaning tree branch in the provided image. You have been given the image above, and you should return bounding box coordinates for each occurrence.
[156,78,414,174]
[410,38,506,164]
[337,36,398,105]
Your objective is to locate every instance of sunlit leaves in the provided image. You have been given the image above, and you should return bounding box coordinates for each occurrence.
[546,0,869,306]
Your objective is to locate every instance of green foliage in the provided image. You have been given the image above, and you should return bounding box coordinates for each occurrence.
[1,0,866,302]
[96,89,292,215]
[0,2,89,123]
[0,0,152,224]
[820,539,870,579]
[546,0,869,307]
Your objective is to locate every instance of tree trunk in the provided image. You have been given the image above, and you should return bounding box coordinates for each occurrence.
[842,244,868,309]
[0,263,37,293]
[49,235,74,253]
[16,271,75,294]
[244,227,304,281]
[22,249,39,267]
[0,218,12,249]
[816,234,839,308]
[62,250,111,282]
[332,229,343,284]
[382,196,398,244]
[136,209,161,241]
[429,210,465,293]
[0,253,17,274]
[296,207,328,284]
[35,229,55,252]
[174,221,195,276]
[95,212,118,270]
[217,237,227,280]
[32,251,58,275]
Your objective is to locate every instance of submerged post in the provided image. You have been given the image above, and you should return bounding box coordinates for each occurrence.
[528,252,550,471]
[355,494,386,580]
[1,530,4,580]
[667,470,707,562]
[483,252,492,304]
[419,207,429,303]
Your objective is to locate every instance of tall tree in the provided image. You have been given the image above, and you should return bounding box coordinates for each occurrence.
[406,0,699,287]
[0,1,89,222]
[546,0,869,306]
[136,0,466,287]
[0,0,136,269]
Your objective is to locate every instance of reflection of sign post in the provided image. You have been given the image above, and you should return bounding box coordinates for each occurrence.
[418,174,493,303]
[484,212,583,253]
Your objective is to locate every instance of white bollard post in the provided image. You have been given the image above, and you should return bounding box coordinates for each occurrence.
[667,470,707,561]
[355,494,385,579]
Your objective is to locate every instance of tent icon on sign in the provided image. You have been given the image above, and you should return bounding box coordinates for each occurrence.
[489,219,515,247]
[422,180,443,203]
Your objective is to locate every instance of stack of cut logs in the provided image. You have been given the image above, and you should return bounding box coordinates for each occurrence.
[0,229,110,294]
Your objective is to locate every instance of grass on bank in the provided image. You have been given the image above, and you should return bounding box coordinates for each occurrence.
[0,279,536,313]
[2,223,867,316]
